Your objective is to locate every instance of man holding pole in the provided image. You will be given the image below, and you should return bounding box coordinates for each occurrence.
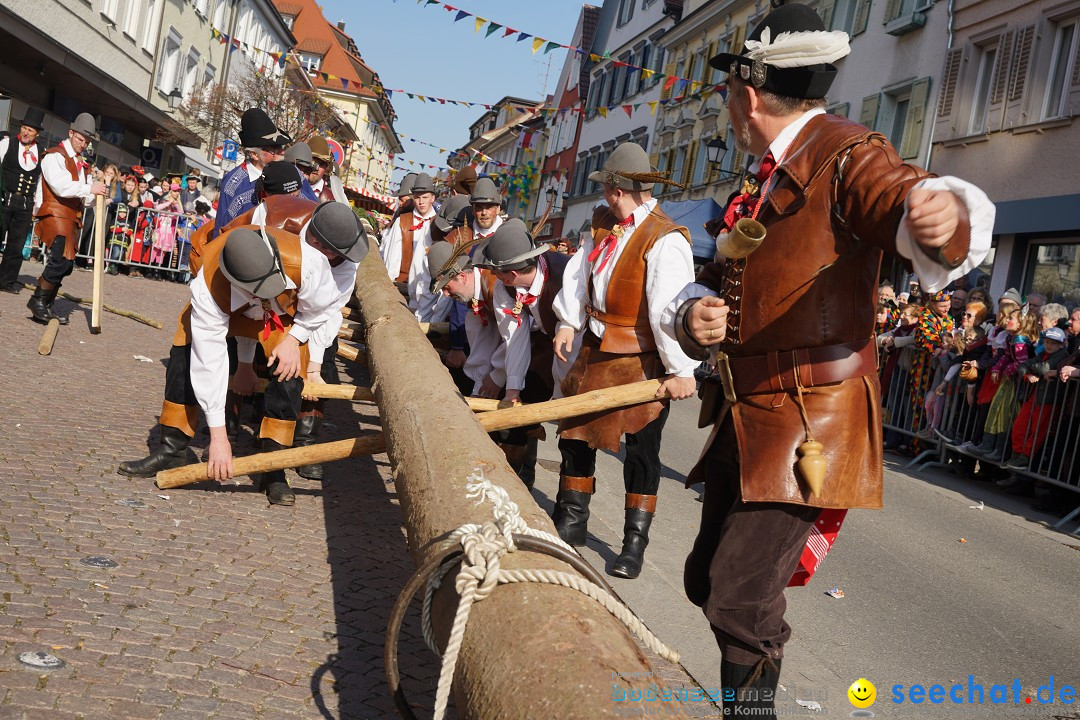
[551,141,698,579]
[27,113,108,325]
[669,4,993,714]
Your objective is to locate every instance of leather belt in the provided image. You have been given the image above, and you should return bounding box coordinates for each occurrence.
[713,338,877,402]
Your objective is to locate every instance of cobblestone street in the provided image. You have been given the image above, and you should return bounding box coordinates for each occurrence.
[0,262,719,719]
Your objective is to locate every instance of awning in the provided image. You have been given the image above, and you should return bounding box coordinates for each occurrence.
[993,194,1080,235]
[177,146,222,180]
[659,198,722,261]
[346,185,398,213]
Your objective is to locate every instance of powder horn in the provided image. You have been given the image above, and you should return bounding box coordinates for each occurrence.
[715,217,767,260]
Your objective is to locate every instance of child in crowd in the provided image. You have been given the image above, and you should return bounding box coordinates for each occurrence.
[971,307,1038,462]
[1004,327,1070,470]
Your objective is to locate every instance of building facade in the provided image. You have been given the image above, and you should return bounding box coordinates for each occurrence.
[561,0,680,240]
[930,0,1080,305]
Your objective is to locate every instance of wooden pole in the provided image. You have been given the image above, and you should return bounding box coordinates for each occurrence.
[20,284,163,328]
[90,195,106,333]
[156,435,387,489]
[37,318,60,356]
[335,342,367,366]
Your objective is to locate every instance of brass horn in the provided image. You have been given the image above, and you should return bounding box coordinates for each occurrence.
[715,217,766,260]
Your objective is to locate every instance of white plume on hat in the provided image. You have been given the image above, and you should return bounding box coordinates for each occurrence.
[743,27,851,67]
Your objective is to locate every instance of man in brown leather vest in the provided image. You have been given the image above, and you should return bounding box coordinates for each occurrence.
[27,113,108,324]
[670,5,994,714]
[117,223,339,506]
[551,142,699,579]
[473,218,573,488]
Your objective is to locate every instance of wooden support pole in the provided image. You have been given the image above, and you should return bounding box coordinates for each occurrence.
[38,318,60,356]
[91,195,106,333]
[335,342,367,366]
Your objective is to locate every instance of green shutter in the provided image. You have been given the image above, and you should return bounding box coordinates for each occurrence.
[852,0,871,36]
[883,0,903,23]
[860,93,881,130]
[899,78,931,159]
[818,0,837,31]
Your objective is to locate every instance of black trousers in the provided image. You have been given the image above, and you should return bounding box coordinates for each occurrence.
[683,417,821,665]
[41,235,75,286]
[0,193,33,286]
[299,339,340,416]
[164,343,303,434]
[558,404,670,495]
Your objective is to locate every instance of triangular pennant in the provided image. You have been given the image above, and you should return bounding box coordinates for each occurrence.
[341,78,349,90]
[486,22,501,37]
[622,105,633,118]
[474,16,485,32]
[663,76,677,92]
[454,9,468,22]
[503,26,516,37]
[531,37,544,54]
[517,32,531,42]
[641,68,654,79]
[544,42,559,54]
[597,107,608,118]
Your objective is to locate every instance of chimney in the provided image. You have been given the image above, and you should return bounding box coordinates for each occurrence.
[337,20,346,31]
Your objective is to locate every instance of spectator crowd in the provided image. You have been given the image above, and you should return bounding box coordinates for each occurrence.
[875,275,1080,519]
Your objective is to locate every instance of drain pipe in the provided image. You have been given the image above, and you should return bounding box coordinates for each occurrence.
[924,0,956,172]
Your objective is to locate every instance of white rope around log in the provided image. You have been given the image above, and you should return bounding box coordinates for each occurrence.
[419,471,679,720]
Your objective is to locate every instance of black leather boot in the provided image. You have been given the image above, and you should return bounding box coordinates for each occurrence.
[721,657,782,719]
[256,438,295,506]
[117,426,194,477]
[44,285,68,325]
[26,285,54,324]
[610,494,656,579]
[225,391,243,442]
[519,436,538,489]
[551,475,594,546]
[293,414,324,480]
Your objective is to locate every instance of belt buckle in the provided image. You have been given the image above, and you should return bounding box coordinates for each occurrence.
[714,350,737,403]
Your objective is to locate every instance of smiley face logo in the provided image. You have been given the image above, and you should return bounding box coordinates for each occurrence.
[848,678,877,709]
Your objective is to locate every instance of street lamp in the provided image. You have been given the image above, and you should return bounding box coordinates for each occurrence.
[706,136,739,181]
[167,87,184,110]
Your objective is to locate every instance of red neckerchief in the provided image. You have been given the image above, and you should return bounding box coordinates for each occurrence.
[469,298,488,327]
[260,299,285,341]
[720,151,777,233]
[501,257,548,326]
[587,214,635,274]
[21,144,36,165]
[409,214,431,232]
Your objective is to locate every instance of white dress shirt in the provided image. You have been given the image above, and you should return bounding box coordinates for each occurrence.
[669,108,995,318]
[0,136,40,171]
[407,213,452,322]
[380,209,434,283]
[191,240,337,427]
[34,139,94,211]
[554,198,698,378]
[462,268,502,391]
[494,255,579,396]
[309,254,360,360]
[472,214,503,240]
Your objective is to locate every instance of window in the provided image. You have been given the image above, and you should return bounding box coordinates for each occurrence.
[968,43,998,134]
[656,149,668,174]
[155,28,182,92]
[609,62,626,105]
[299,52,323,73]
[690,49,705,84]
[181,48,201,97]
[589,71,607,117]
[650,46,664,87]
[101,0,120,22]
[823,0,870,37]
[671,145,687,189]
[1043,18,1079,120]
[195,0,210,16]
[122,0,140,38]
[590,150,607,193]
[625,50,641,98]
[720,126,737,178]
[142,0,161,52]
[204,63,216,88]
[691,140,708,186]
[213,0,228,30]
[1024,239,1080,302]
[281,14,296,30]
[618,0,634,26]
[638,44,652,89]
[861,78,931,160]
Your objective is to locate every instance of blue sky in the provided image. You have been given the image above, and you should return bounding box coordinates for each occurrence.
[319,0,589,185]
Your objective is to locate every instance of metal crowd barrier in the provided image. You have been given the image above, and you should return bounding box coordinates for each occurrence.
[70,204,200,280]
[880,351,1080,535]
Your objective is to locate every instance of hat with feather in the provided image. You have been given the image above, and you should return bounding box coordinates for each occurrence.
[587,142,685,193]
[709,2,850,100]
[428,233,480,294]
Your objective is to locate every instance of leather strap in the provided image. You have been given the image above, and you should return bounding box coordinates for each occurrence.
[724,338,877,398]
[560,475,595,494]
[625,493,657,513]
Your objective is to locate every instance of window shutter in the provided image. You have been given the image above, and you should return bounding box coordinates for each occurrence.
[649,151,660,171]
[818,0,837,31]
[703,41,716,85]
[985,29,1016,133]
[852,0,871,37]
[883,0,903,24]
[1069,27,1080,115]
[899,77,931,160]
[684,141,696,186]
[830,102,850,117]
[732,149,744,176]
[660,60,677,100]
[859,93,881,130]
[1004,23,1039,129]
[733,24,747,54]
[934,47,965,139]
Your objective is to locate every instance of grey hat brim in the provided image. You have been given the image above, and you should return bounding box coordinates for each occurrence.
[587,168,653,192]
[472,239,549,271]
[430,259,470,294]
[219,259,287,300]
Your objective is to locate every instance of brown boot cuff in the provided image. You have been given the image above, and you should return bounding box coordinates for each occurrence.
[560,475,595,494]
[625,493,657,513]
[160,400,198,438]
[260,417,296,446]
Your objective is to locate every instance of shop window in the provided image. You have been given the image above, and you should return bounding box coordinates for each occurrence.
[1024,240,1080,305]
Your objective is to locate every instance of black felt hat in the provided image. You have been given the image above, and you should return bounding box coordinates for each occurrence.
[238,108,291,148]
[709,3,850,100]
[257,161,302,196]
[19,107,45,131]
